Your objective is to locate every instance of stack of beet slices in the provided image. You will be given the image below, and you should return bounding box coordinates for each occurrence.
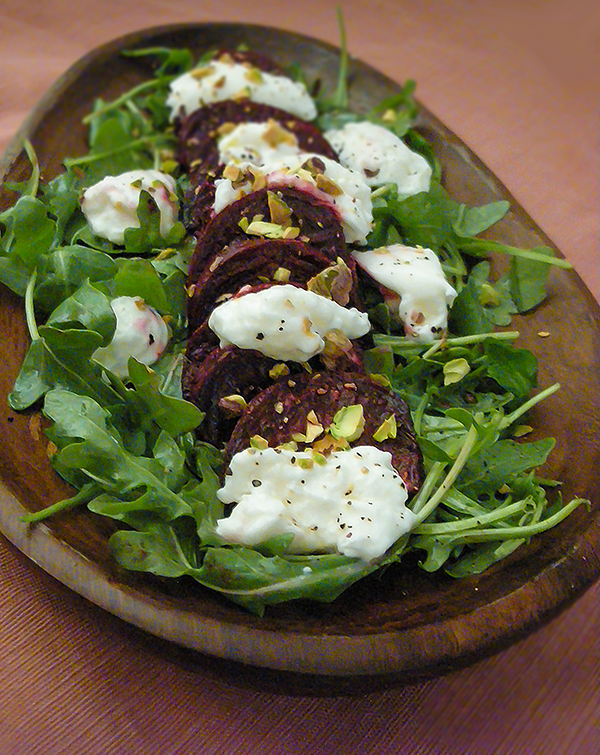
[177,50,424,491]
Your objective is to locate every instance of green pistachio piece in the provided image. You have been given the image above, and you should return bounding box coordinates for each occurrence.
[329,404,365,442]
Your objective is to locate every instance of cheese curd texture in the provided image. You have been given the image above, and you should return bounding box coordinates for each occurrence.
[213,153,373,245]
[92,296,170,377]
[324,121,432,196]
[217,121,302,167]
[166,60,317,121]
[207,284,370,362]
[81,170,179,245]
[216,446,415,561]
[353,244,457,342]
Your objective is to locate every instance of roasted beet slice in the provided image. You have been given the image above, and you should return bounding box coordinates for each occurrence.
[187,185,348,281]
[176,99,337,176]
[187,237,352,331]
[182,344,286,447]
[226,372,425,494]
[183,295,366,446]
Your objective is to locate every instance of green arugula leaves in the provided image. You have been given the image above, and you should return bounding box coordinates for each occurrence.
[1,44,587,615]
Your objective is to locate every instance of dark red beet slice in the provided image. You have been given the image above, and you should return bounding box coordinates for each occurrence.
[176,99,337,176]
[186,237,352,331]
[225,371,425,494]
[187,184,348,281]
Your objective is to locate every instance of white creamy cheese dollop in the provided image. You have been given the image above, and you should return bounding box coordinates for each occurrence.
[208,284,370,362]
[353,244,457,342]
[217,120,302,167]
[92,296,170,377]
[213,153,373,245]
[324,121,432,197]
[166,59,317,121]
[81,170,179,245]
[216,445,416,561]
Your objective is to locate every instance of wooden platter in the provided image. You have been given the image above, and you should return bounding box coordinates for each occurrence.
[0,23,599,691]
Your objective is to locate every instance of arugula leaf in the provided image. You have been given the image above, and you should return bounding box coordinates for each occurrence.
[34,247,118,314]
[194,548,376,616]
[483,339,538,399]
[8,327,116,410]
[122,190,185,256]
[46,279,116,343]
[509,246,554,312]
[457,437,555,499]
[0,195,54,268]
[125,359,204,436]
[448,274,493,335]
[43,389,198,521]
[452,200,509,238]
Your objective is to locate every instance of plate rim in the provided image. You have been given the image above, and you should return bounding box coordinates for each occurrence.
[1,21,599,682]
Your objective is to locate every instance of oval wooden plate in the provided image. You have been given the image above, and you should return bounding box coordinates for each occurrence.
[1,23,599,691]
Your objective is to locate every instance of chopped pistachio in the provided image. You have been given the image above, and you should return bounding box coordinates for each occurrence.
[220,394,247,409]
[277,440,298,452]
[232,86,252,101]
[292,411,324,443]
[263,120,296,147]
[249,435,269,450]
[267,190,292,226]
[480,283,500,307]
[306,257,353,305]
[160,159,179,175]
[244,67,264,84]
[269,363,290,379]
[443,357,471,386]
[373,414,397,442]
[190,66,212,80]
[218,394,248,416]
[301,156,326,176]
[297,457,314,470]
[273,267,291,282]
[513,424,533,437]
[321,329,353,371]
[223,163,245,182]
[368,373,392,389]
[329,404,365,442]
[315,173,343,196]
[216,121,236,137]
[311,432,350,454]
[245,220,289,238]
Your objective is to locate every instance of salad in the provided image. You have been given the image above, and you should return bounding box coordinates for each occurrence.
[0,31,588,616]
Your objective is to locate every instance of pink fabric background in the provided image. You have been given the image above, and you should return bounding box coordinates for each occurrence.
[1,1,598,753]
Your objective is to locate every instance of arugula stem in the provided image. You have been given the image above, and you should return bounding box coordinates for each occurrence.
[22,139,41,197]
[410,461,445,515]
[414,499,528,534]
[64,135,172,168]
[461,238,572,269]
[82,79,169,124]
[373,330,520,353]
[412,424,479,527]
[332,6,349,110]
[434,497,587,542]
[21,484,98,523]
[412,391,430,435]
[500,383,561,430]
[24,269,40,341]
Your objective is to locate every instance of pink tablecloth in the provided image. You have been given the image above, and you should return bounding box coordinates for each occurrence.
[1,1,598,753]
